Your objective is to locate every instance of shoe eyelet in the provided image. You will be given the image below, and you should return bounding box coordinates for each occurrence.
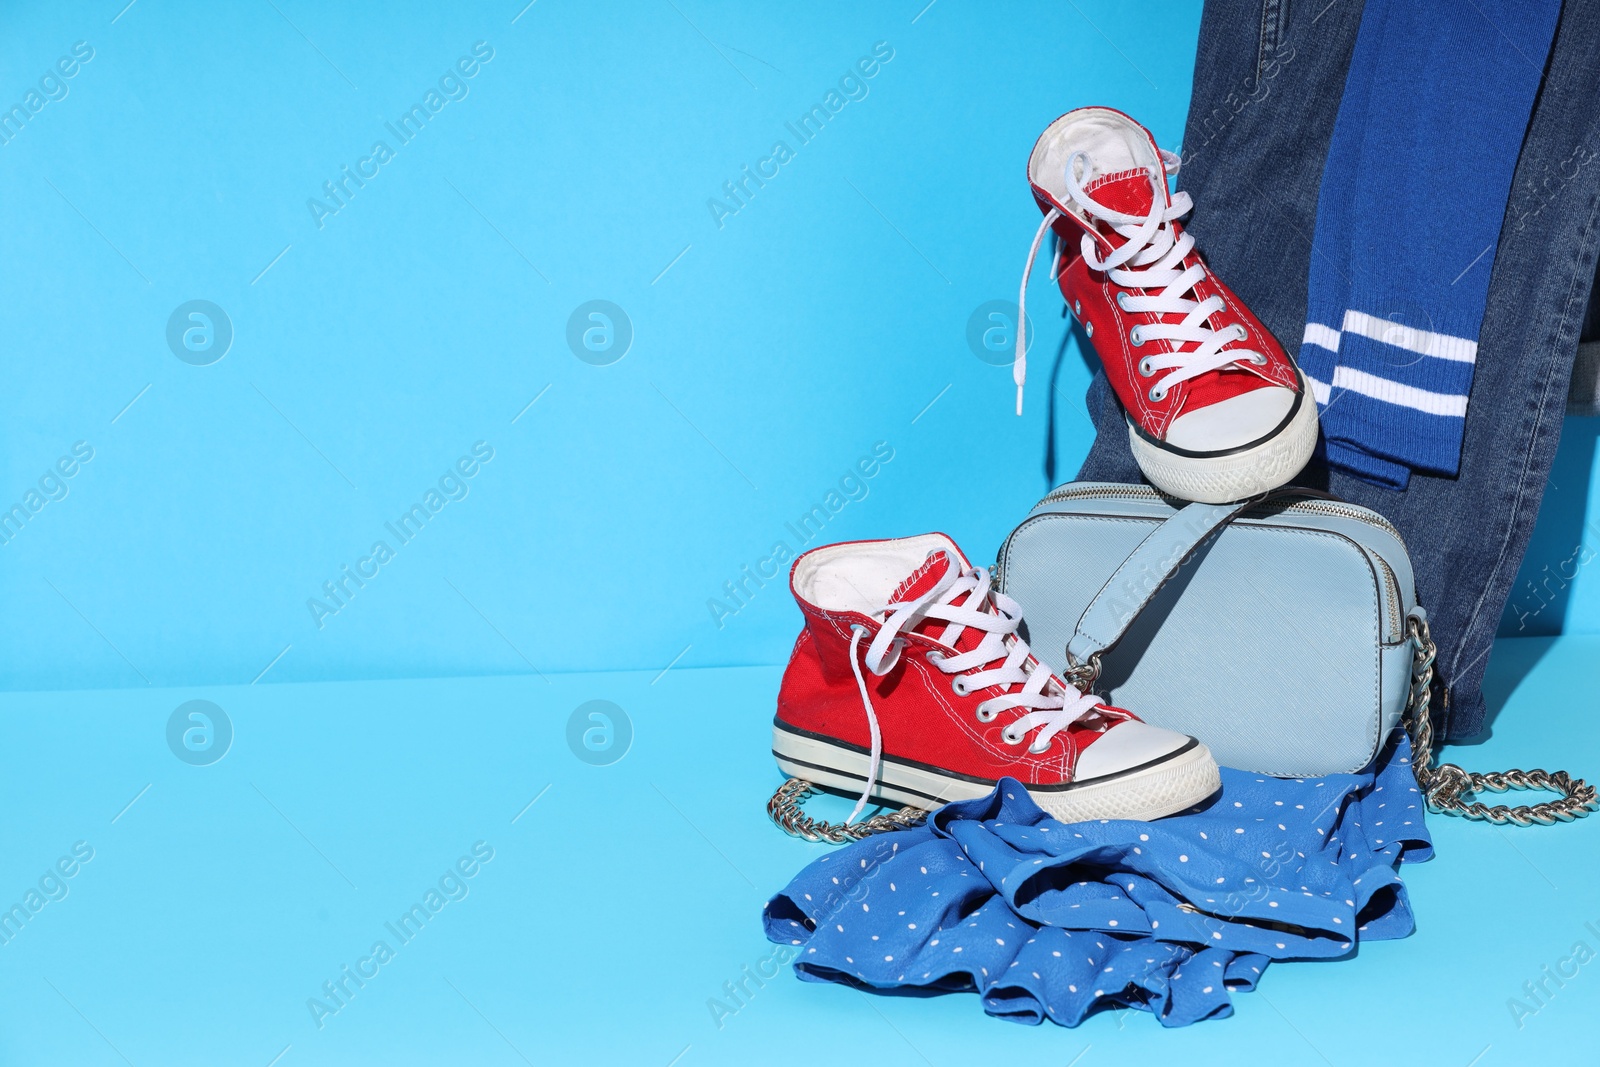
[1233,323,1249,340]
[1084,322,1094,338]
[1249,352,1268,365]
[974,704,997,723]
[1000,729,1023,746]
[1073,299,1082,316]
[1115,292,1129,311]
[925,650,946,666]
[1149,386,1168,402]
[1130,327,1144,346]
[950,677,970,697]
[1137,357,1155,377]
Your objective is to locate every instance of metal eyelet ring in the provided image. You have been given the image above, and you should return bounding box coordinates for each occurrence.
[864,633,905,672]
[975,704,997,723]
[1115,292,1129,311]
[1138,357,1155,377]
[1000,729,1023,746]
[950,677,970,697]
[1250,352,1268,365]
[1073,299,1082,316]
[1233,323,1249,340]
[1084,322,1094,338]
[1149,386,1167,402]
[1130,327,1144,346]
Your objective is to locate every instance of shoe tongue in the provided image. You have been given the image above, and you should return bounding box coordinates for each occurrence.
[885,549,1075,703]
[1084,168,1158,215]
[886,552,995,658]
[1078,169,1167,252]
[888,551,954,605]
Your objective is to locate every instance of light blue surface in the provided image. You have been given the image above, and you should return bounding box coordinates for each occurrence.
[0,635,1593,1064]
[5,5,1600,1057]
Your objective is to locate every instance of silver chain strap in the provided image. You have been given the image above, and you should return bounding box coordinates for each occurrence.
[765,778,927,844]
[767,615,1598,843]
[1404,614,1598,825]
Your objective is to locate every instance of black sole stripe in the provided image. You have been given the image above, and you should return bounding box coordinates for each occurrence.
[771,721,1197,791]
[770,750,958,806]
[1126,376,1306,459]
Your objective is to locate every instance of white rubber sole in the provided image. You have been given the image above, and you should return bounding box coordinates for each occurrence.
[1128,371,1320,504]
[772,724,1221,824]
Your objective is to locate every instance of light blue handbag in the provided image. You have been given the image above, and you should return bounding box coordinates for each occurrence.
[996,482,1596,823]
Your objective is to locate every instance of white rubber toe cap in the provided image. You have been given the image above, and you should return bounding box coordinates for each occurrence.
[1075,720,1194,782]
[1164,384,1297,453]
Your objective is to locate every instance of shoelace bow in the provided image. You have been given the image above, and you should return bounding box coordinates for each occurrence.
[1013,149,1265,415]
[843,552,1108,824]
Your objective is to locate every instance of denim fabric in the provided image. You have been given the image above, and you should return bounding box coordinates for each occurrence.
[1075,0,1600,740]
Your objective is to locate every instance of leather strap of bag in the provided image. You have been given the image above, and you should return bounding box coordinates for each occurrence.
[1062,497,1256,685]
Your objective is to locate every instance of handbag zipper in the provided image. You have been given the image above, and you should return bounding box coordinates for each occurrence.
[1372,553,1402,641]
[1036,484,1162,505]
[1002,484,1407,638]
[1277,499,1406,549]
[1033,483,1406,546]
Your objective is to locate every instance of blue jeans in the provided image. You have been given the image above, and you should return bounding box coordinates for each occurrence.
[1075,0,1600,740]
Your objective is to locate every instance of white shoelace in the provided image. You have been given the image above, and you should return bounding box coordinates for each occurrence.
[843,552,1106,824]
[1013,150,1263,416]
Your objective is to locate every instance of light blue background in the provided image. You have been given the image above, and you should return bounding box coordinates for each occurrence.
[3,4,1600,1065]
[7,0,1592,694]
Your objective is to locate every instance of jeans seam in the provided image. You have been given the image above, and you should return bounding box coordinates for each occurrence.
[1442,182,1600,737]
[1256,0,1284,82]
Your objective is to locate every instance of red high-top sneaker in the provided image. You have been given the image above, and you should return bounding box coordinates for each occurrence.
[1015,106,1318,504]
[772,533,1220,824]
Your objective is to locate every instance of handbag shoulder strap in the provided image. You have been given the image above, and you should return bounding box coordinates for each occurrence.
[1063,497,1253,681]
[1405,612,1597,825]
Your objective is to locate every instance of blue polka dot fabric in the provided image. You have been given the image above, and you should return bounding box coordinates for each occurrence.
[762,733,1432,1027]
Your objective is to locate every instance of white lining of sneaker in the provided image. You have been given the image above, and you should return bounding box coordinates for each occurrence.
[791,533,958,617]
[1029,108,1152,219]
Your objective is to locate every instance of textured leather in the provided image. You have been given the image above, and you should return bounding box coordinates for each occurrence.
[998,483,1416,776]
[1066,498,1253,666]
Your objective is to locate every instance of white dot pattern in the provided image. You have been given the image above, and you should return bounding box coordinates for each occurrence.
[759,734,1431,1029]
